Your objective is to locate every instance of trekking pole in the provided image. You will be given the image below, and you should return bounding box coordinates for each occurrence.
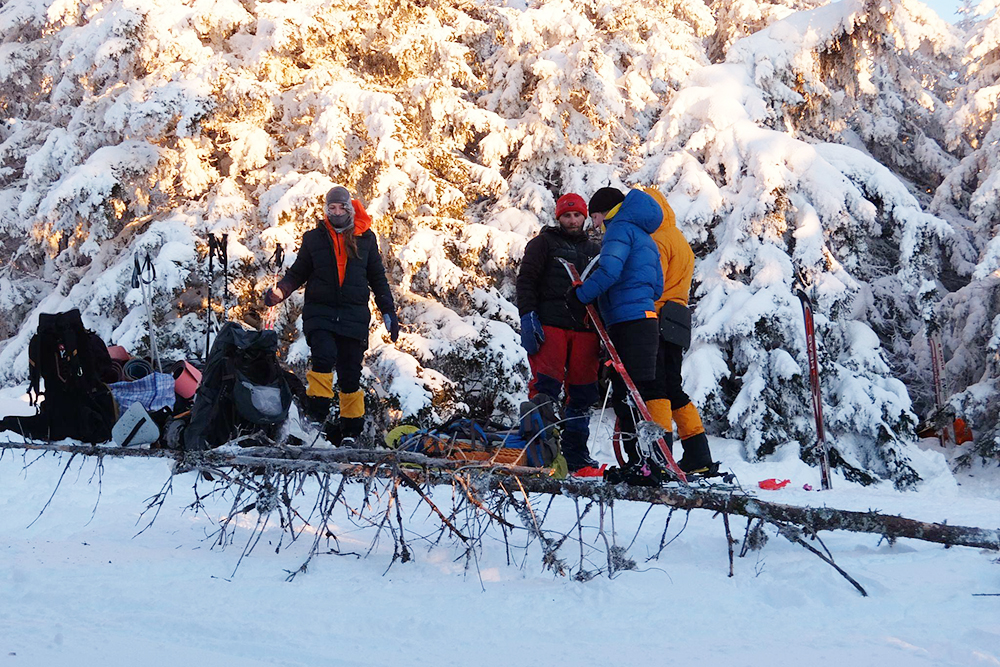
[204,235,216,360]
[262,244,284,331]
[796,289,832,490]
[218,233,229,322]
[132,251,162,373]
[559,259,687,483]
[927,317,954,447]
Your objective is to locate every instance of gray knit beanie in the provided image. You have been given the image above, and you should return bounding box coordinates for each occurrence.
[325,186,355,232]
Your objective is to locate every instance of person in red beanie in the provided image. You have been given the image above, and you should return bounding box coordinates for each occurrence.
[516,193,603,475]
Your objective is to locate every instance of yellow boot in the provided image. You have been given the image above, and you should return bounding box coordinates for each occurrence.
[338,390,366,447]
[304,371,334,422]
[646,398,674,456]
[306,371,334,398]
[674,402,712,473]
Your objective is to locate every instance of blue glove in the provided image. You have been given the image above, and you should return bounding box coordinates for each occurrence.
[383,312,400,343]
[520,312,545,356]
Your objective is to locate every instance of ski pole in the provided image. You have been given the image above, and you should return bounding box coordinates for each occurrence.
[559,258,687,483]
[132,251,161,374]
[796,289,832,490]
[927,322,954,447]
[204,235,215,359]
[262,244,284,331]
[219,233,229,322]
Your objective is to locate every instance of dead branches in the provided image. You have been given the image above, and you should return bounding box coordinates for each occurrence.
[4,439,999,595]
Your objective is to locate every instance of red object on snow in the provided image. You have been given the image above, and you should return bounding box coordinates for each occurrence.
[953,418,974,445]
[758,478,791,490]
[572,464,607,479]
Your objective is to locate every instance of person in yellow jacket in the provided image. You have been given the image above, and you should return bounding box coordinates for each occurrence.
[643,187,715,474]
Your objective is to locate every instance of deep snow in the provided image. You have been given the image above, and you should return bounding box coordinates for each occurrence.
[2,393,999,667]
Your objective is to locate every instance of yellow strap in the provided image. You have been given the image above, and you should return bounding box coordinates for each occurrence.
[647,398,672,431]
[673,402,705,439]
[305,371,334,398]
[339,390,365,418]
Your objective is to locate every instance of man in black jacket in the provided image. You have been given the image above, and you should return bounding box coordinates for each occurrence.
[264,186,399,446]
[516,193,602,474]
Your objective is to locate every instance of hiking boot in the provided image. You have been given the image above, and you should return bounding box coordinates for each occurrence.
[304,396,332,424]
[570,464,607,479]
[567,455,601,473]
[323,420,342,446]
[339,436,359,449]
[681,461,721,477]
[678,433,713,473]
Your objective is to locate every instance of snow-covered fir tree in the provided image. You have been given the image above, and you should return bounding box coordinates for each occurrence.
[931,0,1000,464]
[0,0,991,481]
[633,0,967,487]
[706,0,826,63]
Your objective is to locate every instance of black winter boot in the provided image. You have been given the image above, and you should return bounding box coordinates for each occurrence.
[677,432,713,473]
[339,416,365,448]
[561,428,593,472]
[304,396,332,424]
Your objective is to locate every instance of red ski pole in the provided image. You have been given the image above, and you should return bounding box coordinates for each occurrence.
[261,244,284,331]
[797,290,832,490]
[927,326,954,447]
[560,259,687,483]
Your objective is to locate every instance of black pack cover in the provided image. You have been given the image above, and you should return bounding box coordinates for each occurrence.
[0,309,116,443]
[183,322,292,451]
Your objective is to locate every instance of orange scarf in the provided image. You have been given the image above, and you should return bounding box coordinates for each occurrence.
[322,199,373,287]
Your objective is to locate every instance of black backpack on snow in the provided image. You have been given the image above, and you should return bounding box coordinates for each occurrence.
[27,309,117,401]
[0,309,117,443]
[182,322,292,451]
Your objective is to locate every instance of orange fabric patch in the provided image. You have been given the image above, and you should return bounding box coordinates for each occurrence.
[322,199,373,287]
[332,233,347,286]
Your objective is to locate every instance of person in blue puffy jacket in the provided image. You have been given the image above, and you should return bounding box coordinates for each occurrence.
[567,187,663,469]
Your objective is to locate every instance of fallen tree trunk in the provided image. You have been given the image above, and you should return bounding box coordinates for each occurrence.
[3,440,998,552]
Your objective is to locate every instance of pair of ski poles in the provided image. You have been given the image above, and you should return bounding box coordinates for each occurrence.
[132,252,162,374]
[797,289,833,491]
[204,233,229,357]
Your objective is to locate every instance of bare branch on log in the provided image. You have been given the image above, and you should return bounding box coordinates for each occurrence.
[724,513,735,578]
[776,523,869,597]
[4,440,999,594]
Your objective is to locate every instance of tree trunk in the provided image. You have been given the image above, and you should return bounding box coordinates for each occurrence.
[4,441,998,552]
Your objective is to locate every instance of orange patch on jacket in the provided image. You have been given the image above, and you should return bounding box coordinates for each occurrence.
[323,199,373,286]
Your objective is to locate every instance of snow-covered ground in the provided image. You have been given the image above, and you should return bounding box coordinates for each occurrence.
[2,392,999,667]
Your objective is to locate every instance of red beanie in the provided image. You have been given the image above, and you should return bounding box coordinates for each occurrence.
[555,193,588,219]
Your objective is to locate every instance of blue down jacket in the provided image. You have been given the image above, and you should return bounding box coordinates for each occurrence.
[575,189,663,327]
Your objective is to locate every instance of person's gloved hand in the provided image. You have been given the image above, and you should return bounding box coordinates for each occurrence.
[383,311,400,343]
[519,312,545,356]
[565,286,587,323]
[263,286,284,307]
